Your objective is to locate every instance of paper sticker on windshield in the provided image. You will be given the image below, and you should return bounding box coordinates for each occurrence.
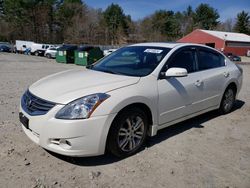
[144,49,163,54]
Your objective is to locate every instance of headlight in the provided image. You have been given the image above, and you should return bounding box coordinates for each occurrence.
[55,93,110,119]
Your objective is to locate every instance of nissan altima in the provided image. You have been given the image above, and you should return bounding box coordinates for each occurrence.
[19,43,243,157]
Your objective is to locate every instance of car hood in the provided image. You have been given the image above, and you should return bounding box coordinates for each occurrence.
[29,69,140,104]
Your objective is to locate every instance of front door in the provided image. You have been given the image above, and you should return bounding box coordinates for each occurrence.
[196,47,228,108]
[157,47,205,125]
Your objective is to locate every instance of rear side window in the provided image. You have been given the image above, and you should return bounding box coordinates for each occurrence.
[198,50,225,70]
[167,49,196,73]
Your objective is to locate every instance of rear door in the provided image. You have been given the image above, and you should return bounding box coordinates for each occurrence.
[196,47,227,108]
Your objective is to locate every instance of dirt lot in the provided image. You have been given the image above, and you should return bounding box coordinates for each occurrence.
[0,53,250,188]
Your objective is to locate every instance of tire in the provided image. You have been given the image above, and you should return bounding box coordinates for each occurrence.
[219,87,236,114]
[107,107,148,158]
[34,51,39,56]
[46,53,51,59]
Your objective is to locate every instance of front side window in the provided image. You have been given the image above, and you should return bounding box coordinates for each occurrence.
[198,50,225,70]
[89,46,170,77]
[167,49,196,73]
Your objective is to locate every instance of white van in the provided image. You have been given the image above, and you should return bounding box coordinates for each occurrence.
[16,40,34,53]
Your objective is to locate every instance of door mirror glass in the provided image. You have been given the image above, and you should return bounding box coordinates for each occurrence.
[165,67,188,77]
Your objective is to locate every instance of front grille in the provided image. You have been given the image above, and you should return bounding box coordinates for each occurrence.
[21,90,56,116]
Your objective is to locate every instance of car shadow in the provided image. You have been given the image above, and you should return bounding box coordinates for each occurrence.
[47,100,245,166]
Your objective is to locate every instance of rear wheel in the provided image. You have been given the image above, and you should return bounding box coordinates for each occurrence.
[34,51,39,56]
[219,87,236,114]
[107,108,148,158]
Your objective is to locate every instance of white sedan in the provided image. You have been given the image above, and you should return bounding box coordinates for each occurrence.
[19,43,243,157]
[44,47,59,58]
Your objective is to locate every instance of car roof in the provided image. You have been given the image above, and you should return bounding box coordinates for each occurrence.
[130,42,181,48]
[130,42,211,49]
[130,42,225,55]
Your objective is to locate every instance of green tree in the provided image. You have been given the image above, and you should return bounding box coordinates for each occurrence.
[194,3,219,29]
[55,0,88,43]
[151,10,175,36]
[103,3,127,44]
[3,0,30,40]
[140,16,158,41]
[3,0,57,42]
[234,11,250,34]
[140,10,181,41]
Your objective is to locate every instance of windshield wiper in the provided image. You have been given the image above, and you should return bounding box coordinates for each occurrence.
[86,65,116,74]
[86,64,94,69]
[101,69,122,75]
[89,66,131,76]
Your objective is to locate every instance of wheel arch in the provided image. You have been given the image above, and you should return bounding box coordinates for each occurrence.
[218,80,238,107]
[113,102,153,127]
[105,102,154,148]
[218,81,237,103]
[224,81,238,95]
[105,102,154,155]
[226,82,237,93]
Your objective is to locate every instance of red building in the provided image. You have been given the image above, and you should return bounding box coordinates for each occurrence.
[178,29,250,56]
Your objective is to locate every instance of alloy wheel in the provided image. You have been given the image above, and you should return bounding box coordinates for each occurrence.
[117,115,145,152]
[222,88,235,112]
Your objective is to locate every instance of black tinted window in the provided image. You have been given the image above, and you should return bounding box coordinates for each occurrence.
[91,46,170,77]
[198,50,225,70]
[168,50,196,73]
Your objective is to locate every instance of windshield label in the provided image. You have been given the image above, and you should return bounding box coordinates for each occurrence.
[144,49,163,54]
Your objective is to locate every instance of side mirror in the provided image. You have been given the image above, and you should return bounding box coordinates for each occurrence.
[165,67,188,77]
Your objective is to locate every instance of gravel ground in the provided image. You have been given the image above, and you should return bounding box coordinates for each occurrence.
[0,53,250,188]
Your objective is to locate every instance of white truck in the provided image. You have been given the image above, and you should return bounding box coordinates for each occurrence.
[16,40,34,53]
[30,43,53,56]
[16,40,54,55]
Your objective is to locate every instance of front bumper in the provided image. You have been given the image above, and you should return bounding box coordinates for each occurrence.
[20,104,116,157]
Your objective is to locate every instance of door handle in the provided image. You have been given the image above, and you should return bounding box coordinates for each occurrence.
[195,80,203,87]
[224,72,230,78]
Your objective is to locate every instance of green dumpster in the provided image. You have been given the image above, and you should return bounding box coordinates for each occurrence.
[56,45,77,64]
[74,46,103,66]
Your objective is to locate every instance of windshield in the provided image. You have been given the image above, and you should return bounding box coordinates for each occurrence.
[89,46,170,77]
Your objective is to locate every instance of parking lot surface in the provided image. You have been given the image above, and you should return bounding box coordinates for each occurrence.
[0,53,250,187]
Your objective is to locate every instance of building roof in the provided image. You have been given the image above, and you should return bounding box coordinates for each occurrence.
[200,29,250,42]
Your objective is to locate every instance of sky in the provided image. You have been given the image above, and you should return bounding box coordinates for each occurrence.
[84,0,250,21]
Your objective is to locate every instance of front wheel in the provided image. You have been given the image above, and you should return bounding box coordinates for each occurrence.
[46,53,51,58]
[107,108,148,158]
[219,87,236,114]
